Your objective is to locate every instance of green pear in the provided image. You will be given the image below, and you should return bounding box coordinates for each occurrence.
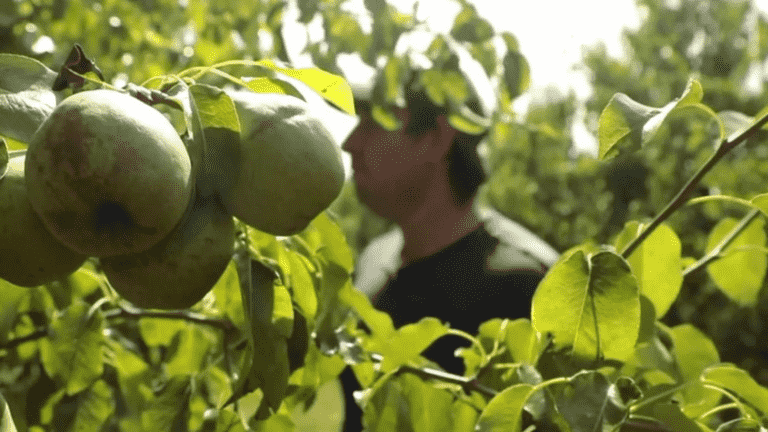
[221,90,345,235]
[101,193,235,310]
[0,155,87,287]
[25,89,193,257]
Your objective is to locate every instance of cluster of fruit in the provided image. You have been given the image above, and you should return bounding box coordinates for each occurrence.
[0,88,344,309]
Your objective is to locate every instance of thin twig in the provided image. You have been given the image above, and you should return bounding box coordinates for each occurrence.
[369,352,499,397]
[102,306,236,332]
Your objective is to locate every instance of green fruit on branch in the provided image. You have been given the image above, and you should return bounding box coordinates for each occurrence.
[25,89,193,257]
[101,193,235,310]
[0,154,87,287]
[222,90,345,235]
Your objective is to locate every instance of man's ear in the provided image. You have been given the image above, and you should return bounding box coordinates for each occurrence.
[425,115,458,162]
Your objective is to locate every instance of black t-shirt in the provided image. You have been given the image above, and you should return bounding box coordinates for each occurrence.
[372,225,546,373]
[340,224,549,431]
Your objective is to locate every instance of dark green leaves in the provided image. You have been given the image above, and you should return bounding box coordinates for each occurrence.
[532,250,640,361]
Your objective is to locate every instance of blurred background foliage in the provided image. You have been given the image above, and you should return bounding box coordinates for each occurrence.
[3,0,768,386]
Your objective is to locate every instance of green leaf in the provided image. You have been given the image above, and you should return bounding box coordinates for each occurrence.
[597,79,717,160]
[272,283,295,339]
[39,299,104,395]
[476,384,534,432]
[640,403,707,432]
[0,53,60,144]
[139,318,187,347]
[166,326,215,376]
[399,374,454,432]
[71,380,114,432]
[553,371,612,432]
[668,324,721,417]
[256,60,355,115]
[502,50,531,99]
[504,319,545,365]
[235,256,290,415]
[0,279,28,344]
[701,363,768,416]
[598,93,660,160]
[531,250,641,361]
[0,392,18,432]
[0,139,7,180]
[367,317,450,373]
[236,388,264,427]
[706,217,767,306]
[142,376,190,431]
[187,83,242,197]
[614,221,682,317]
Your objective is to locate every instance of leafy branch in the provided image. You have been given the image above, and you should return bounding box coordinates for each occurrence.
[619,111,768,259]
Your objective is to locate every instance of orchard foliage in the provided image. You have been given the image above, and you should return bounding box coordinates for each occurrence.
[1,1,768,432]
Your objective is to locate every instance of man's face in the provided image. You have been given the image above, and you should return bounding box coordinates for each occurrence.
[342,105,438,219]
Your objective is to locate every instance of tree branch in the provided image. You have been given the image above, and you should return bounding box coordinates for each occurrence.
[620,111,768,259]
[102,306,237,333]
[0,327,48,351]
[369,353,499,398]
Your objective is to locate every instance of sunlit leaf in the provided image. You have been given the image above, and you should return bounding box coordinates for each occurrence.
[367,317,450,372]
[706,217,767,306]
[701,363,768,416]
[614,221,682,317]
[531,250,640,361]
[668,324,721,417]
[476,384,534,432]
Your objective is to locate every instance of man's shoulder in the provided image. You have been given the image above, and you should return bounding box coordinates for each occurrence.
[478,207,560,272]
[354,227,403,298]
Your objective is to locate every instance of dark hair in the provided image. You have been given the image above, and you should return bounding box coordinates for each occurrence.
[403,90,487,206]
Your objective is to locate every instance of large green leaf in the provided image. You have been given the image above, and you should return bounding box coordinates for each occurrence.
[597,79,718,160]
[476,384,534,432]
[701,363,768,416]
[531,250,641,361]
[705,217,767,306]
[366,317,450,373]
[668,324,721,417]
[39,299,104,395]
[0,54,60,144]
[614,221,682,317]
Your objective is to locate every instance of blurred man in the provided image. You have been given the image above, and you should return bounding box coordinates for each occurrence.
[337,50,559,431]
